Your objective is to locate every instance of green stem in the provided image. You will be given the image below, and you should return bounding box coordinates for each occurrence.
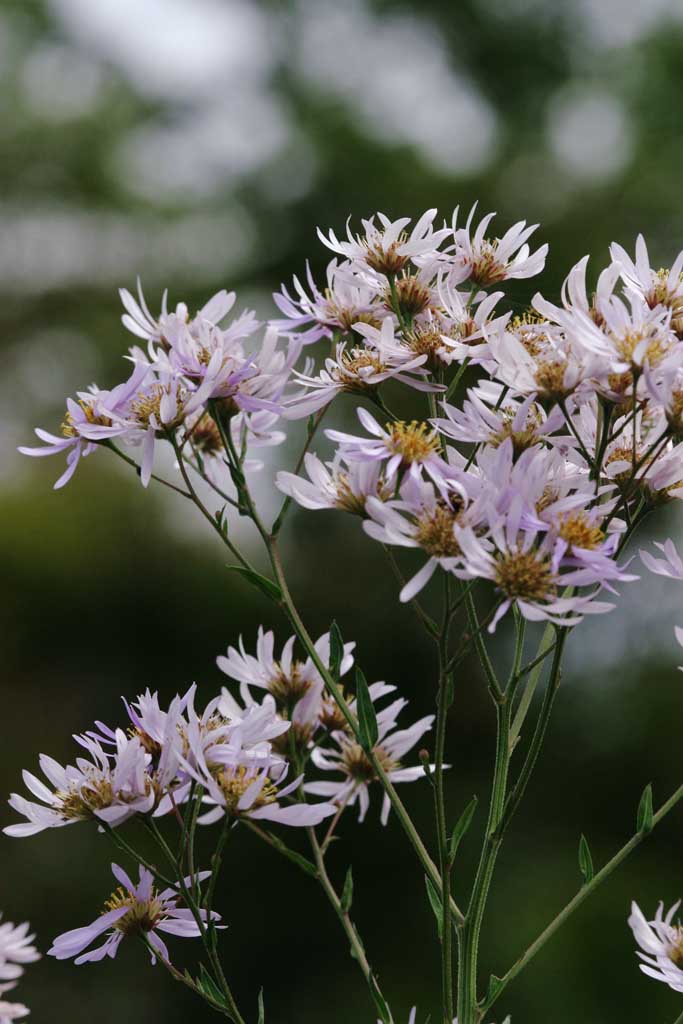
[484,779,683,1013]
[308,829,393,1023]
[435,582,454,1022]
[457,699,512,1024]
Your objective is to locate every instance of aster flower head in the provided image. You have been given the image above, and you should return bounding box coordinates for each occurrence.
[326,407,451,491]
[363,475,474,601]
[272,259,385,343]
[305,687,436,825]
[446,204,548,287]
[434,277,509,366]
[49,862,218,966]
[610,234,683,322]
[4,730,156,837]
[0,920,40,985]
[317,210,450,277]
[432,386,566,458]
[454,499,624,630]
[628,899,683,992]
[217,627,355,707]
[0,998,30,1022]
[276,452,391,515]
[284,317,438,419]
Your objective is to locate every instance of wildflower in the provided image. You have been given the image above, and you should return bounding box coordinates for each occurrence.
[0,921,39,985]
[217,627,355,706]
[454,502,623,630]
[305,689,435,825]
[49,863,217,965]
[610,234,683,315]
[363,476,472,601]
[276,452,390,515]
[640,538,683,579]
[628,899,683,992]
[272,259,384,342]
[120,278,255,348]
[284,318,437,419]
[435,278,509,365]
[432,387,566,457]
[4,732,155,837]
[326,407,451,490]
[317,210,449,276]
[446,205,547,287]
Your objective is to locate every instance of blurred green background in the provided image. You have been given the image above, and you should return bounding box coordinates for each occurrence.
[3,1,683,1021]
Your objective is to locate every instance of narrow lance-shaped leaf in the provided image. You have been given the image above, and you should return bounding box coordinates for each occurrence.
[448,795,478,865]
[257,988,265,1024]
[578,834,594,884]
[341,866,354,913]
[424,875,443,940]
[196,964,227,1009]
[329,620,344,681]
[637,783,654,834]
[226,565,282,602]
[370,974,393,1024]
[356,667,378,751]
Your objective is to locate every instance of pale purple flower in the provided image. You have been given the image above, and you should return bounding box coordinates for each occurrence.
[284,317,437,419]
[272,259,384,342]
[610,234,683,311]
[435,277,509,365]
[454,502,622,630]
[276,452,390,515]
[0,921,39,986]
[217,627,355,706]
[4,731,155,837]
[640,539,683,579]
[363,475,473,601]
[326,407,451,490]
[0,994,30,1023]
[305,688,435,825]
[49,863,217,966]
[628,899,683,992]
[445,204,548,287]
[317,210,449,276]
[120,279,252,347]
[432,386,566,456]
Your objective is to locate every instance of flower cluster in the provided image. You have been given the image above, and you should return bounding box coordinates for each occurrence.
[17,204,683,1019]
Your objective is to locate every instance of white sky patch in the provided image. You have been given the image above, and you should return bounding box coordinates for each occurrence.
[48,0,276,100]
[0,205,256,292]
[21,43,104,122]
[295,0,498,175]
[114,94,294,201]
[576,0,683,52]
[547,87,633,182]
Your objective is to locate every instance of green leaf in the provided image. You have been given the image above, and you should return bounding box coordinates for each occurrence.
[448,795,478,864]
[257,988,265,1024]
[578,834,594,884]
[637,783,654,834]
[226,565,282,602]
[329,621,344,681]
[341,865,354,913]
[355,668,378,751]
[257,829,318,877]
[196,964,227,1008]
[485,973,504,1004]
[424,875,443,940]
[369,974,392,1024]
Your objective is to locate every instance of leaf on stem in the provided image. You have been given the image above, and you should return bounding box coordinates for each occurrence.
[485,973,504,1004]
[448,795,478,865]
[578,834,594,884]
[257,988,265,1024]
[356,668,379,751]
[329,621,344,682]
[341,865,354,913]
[369,973,393,1024]
[424,875,444,940]
[637,783,654,834]
[226,565,282,602]
[196,964,228,1009]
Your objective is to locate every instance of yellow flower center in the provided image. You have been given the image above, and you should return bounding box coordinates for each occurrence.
[494,550,555,601]
[415,503,462,558]
[104,887,165,936]
[386,420,440,464]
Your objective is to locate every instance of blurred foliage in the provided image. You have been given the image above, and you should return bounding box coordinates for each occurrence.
[2,1,683,1022]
